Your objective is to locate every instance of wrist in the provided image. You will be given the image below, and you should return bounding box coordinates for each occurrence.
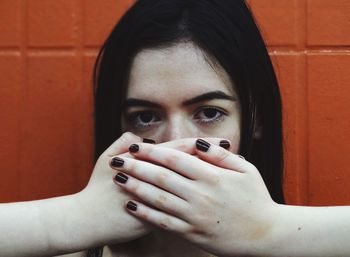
[240,202,286,257]
[259,202,289,256]
[257,203,313,257]
[40,192,96,255]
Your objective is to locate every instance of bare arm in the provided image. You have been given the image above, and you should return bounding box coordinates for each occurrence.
[0,194,90,257]
[109,139,350,257]
[269,204,350,257]
[0,136,228,257]
[0,132,148,257]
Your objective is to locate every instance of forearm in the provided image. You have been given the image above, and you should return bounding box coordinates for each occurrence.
[0,193,91,257]
[266,204,350,257]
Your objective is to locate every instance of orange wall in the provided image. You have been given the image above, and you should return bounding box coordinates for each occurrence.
[1,0,350,205]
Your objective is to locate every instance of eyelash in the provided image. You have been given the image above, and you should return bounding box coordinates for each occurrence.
[193,106,227,124]
[126,106,227,130]
[126,111,161,130]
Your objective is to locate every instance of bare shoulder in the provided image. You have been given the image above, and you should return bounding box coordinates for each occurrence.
[54,251,87,257]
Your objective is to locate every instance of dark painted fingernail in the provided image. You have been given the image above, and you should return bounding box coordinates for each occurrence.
[115,173,128,184]
[219,140,230,149]
[110,157,124,167]
[126,201,137,211]
[129,144,139,153]
[196,139,210,152]
[143,138,156,144]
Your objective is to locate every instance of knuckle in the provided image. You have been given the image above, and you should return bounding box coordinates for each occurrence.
[199,193,217,205]
[121,132,141,143]
[126,159,138,176]
[159,216,172,230]
[139,207,150,220]
[212,147,231,164]
[155,193,168,209]
[205,172,221,185]
[154,172,169,187]
[129,180,141,195]
[173,139,192,152]
[163,153,180,167]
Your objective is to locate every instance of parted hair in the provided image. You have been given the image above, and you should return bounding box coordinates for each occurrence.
[94,0,284,206]
[91,1,284,256]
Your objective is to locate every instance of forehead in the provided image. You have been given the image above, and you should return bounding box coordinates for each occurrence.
[127,42,235,100]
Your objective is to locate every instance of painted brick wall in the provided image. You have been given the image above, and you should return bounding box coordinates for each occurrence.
[1,0,350,205]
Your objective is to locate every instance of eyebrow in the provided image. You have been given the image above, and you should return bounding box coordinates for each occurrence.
[123,90,236,109]
[182,90,236,106]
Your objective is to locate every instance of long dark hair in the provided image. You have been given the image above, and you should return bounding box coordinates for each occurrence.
[90,0,284,256]
[94,0,284,202]
[95,0,283,198]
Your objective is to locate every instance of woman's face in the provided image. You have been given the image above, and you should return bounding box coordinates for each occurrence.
[123,42,241,153]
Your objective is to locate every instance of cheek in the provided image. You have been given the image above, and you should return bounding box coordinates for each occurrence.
[225,122,241,153]
[230,138,240,154]
[220,130,240,154]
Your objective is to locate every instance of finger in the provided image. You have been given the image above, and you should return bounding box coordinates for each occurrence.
[110,156,193,200]
[194,139,255,173]
[116,137,232,159]
[103,132,143,157]
[114,173,189,219]
[127,143,219,180]
[124,200,191,233]
[157,138,233,154]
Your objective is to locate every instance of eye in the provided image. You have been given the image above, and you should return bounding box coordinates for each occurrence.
[194,106,227,124]
[126,111,161,130]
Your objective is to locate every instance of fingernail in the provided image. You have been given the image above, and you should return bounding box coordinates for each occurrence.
[129,144,139,153]
[143,138,156,144]
[115,173,128,184]
[196,139,210,152]
[219,140,230,149]
[126,201,137,211]
[110,157,124,167]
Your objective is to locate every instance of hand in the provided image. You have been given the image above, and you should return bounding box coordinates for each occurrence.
[76,132,150,246]
[77,134,229,246]
[110,139,279,256]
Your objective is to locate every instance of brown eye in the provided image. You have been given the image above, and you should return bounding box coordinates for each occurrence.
[202,108,218,119]
[139,112,154,123]
[194,106,227,125]
[126,111,161,130]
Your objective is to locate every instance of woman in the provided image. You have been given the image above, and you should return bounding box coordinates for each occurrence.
[2,1,350,256]
[84,0,283,256]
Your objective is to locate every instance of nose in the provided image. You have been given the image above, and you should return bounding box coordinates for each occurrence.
[159,114,197,142]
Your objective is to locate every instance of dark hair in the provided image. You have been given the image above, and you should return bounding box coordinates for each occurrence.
[94,0,284,203]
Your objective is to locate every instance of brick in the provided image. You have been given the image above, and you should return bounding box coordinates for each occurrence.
[27,0,76,47]
[20,53,82,199]
[0,53,22,201]
[84,0,135,46]
[307,0,350,46]
[307,54,350,205]
[71,52,99,188]
[249,0,299,46]
[83,52,98,92]
[0,0,21,47]
[271,54,306,204]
